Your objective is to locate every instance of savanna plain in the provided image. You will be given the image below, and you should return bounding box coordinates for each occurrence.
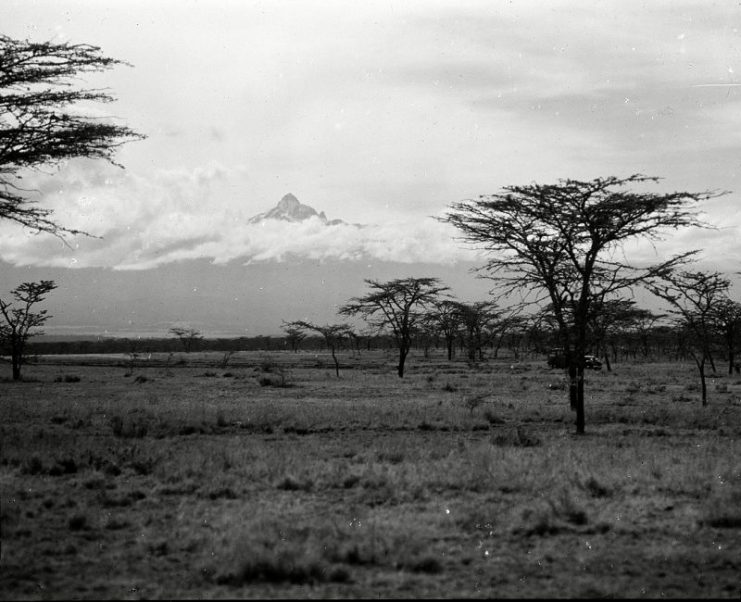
[1,349,740,599]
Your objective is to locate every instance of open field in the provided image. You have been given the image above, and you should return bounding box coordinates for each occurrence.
[1,349,740,599]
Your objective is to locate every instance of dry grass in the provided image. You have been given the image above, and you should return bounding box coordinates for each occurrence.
[0,350,740,598]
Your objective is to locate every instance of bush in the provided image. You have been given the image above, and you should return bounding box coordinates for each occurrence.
[483,409,505,425]
[109,414,148,438]
[491,426,541,447]
[258,374,292,388]
[54,374,81,383]
[702,487,741,528]
[68,513,88,531]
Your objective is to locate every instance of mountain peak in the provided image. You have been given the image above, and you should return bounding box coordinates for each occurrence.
[250,192,363,227]
[249,193,347,225]
[277,193,300,210]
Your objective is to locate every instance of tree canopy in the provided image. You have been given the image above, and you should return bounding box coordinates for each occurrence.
[340,277,448,377]
[0,280,57,380]
[445,174,719,433]
[0,35,144,235]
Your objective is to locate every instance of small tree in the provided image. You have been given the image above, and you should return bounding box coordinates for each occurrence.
[0,280,57,380]
[284,321,351,377]
[340,277,449,377]
[710,298,741,375]
[1,35,143,235]
[587,298,649,371]
[453,301,498,363]
[649,269,730,405]
[281,323,307,353]
[169,327,203,353]
[427,299,463,361]
[445,174,718,433]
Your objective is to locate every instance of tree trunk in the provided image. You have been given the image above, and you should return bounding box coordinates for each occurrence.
[11,338,22,381]
[575,366,585,434]
[568,362,578,410]
[728,348,735,376]
[331,347,340,378]
[698,357,707,406]
[397,346,408,378]
[708,352,717,374]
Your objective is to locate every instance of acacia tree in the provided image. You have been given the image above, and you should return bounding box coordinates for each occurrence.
[453,301,498,363]
[486,310,527,360]
[169,327,203,353]
[1,35,143,235]
[587,299,650,371]
[281,323,307,352]
[340,277,448,377]
[427,299,463,361]
[0,280,57,380]
[710,298,741,375]
[284,321,351,377]
[445,174,717,434]
[649,270,730,405]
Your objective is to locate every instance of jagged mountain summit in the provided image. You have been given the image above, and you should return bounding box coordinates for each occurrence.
[249,193,348,226]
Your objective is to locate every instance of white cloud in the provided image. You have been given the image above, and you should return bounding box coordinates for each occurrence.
[0,160,481,270]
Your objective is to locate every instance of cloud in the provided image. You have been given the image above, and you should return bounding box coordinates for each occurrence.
[0,160,482,270]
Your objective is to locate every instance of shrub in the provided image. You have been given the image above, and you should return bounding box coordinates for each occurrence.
[21,455,44,475]
[581,475,612,498]
[483,409,505,425]
[54,374,81,383]
[491,426,541,447]
[258,374,292,388]
[68,513,88,531]
[463,394,486,415]
[275,474,313,492]
[702,487,741,528]
[517,489,589,536]
[109,414,148,438]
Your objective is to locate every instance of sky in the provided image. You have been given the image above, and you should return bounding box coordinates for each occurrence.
[1,0,740,336]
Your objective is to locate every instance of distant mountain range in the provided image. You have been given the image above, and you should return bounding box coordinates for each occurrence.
[248,193,360,226]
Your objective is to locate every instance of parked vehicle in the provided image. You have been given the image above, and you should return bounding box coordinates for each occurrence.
[547,348,602,370]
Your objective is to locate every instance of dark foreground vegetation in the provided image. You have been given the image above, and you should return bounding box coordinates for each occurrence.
[1,349,740,599]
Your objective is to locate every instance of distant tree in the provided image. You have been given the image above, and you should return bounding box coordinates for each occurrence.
[649,269,730,405]
[624,307,666,359]
[427,299,463,361]
[445,174,718,433]
[453,301,498,363]
[710,298,741,375]
[340,277,449,377]
[587,299,649,371]
[0,280,57,380]
[1,35,144,235]
[486,310,527,360]
[284,321,351,377]
[281,323,306,352]
[169,327,203,353]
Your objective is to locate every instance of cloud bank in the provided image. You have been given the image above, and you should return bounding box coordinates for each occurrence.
[0,161,483,270]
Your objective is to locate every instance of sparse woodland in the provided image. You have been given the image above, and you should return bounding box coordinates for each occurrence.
[1,32,741,600]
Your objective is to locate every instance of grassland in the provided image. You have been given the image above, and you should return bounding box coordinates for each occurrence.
[1,349,740,599]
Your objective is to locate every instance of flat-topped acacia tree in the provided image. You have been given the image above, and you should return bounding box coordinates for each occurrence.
[283,321,352,377]
[0,280,57,380]
[444,174,720,434]
[340,277,449,377]
[648,269,731,405]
